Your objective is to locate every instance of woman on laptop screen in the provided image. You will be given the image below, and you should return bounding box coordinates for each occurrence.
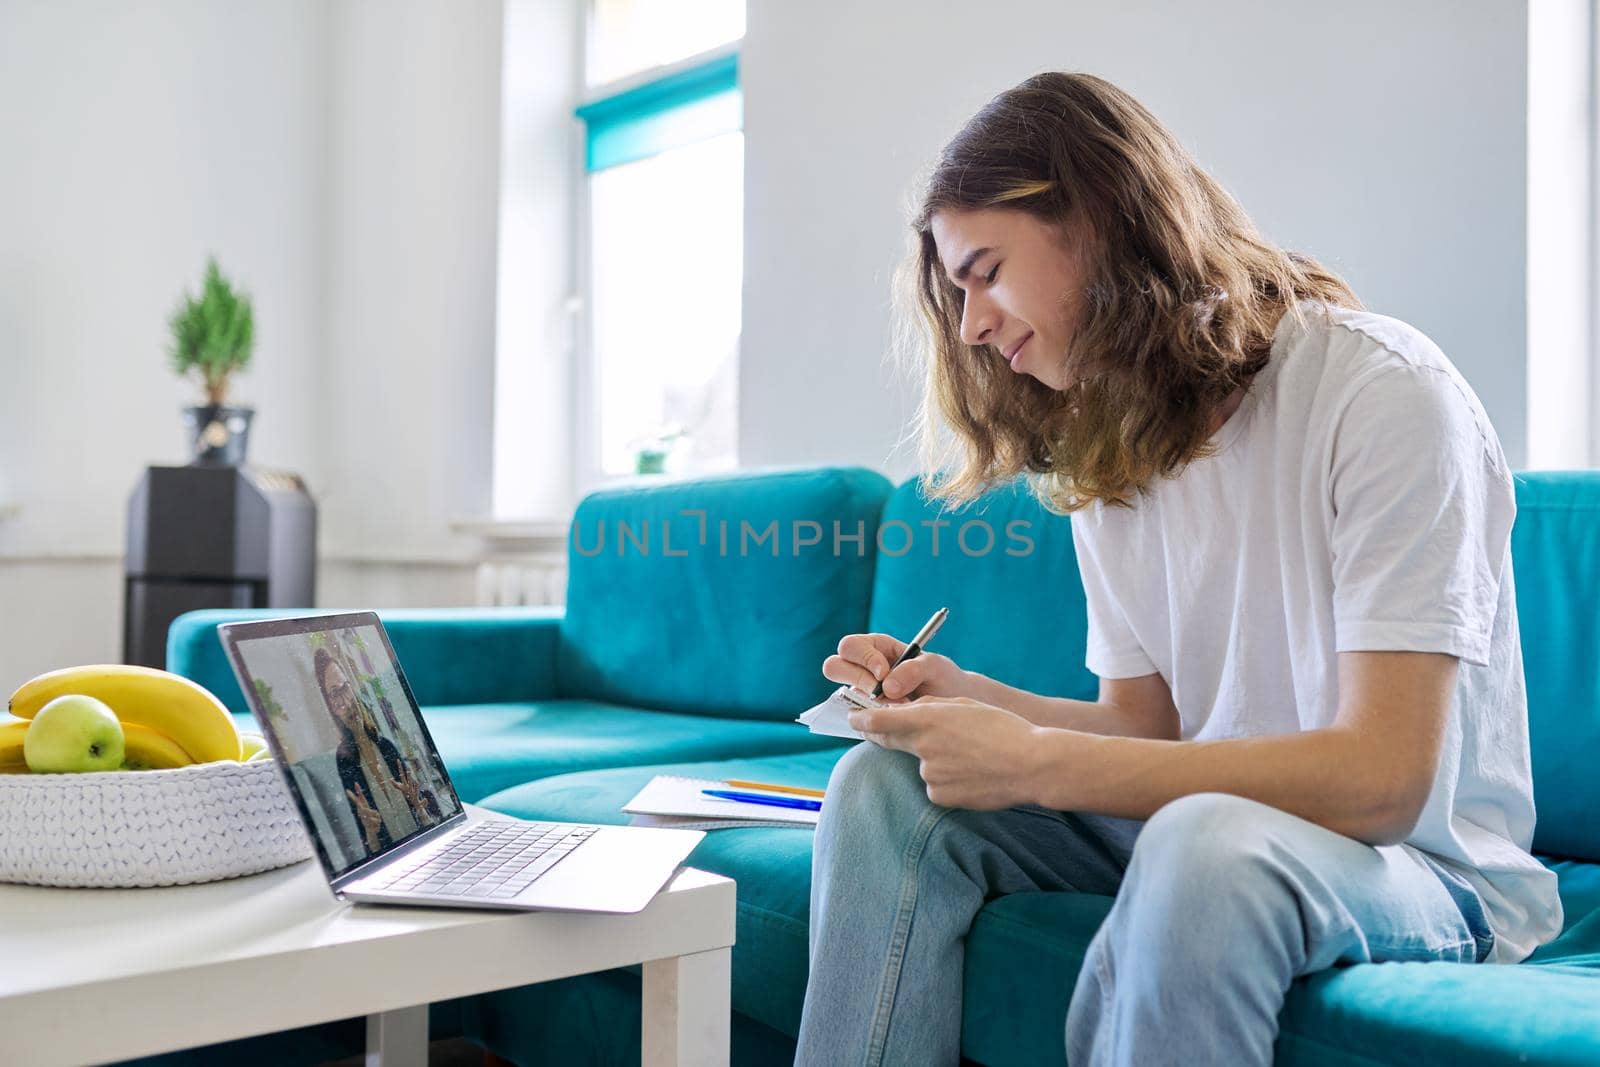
[314,647,425,854]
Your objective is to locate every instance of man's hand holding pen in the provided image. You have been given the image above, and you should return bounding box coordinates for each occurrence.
[822,607,966,702]
[821,607,1060,810]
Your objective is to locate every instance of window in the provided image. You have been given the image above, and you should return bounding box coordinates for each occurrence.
[578,3,744,480]
[587,0,745,88]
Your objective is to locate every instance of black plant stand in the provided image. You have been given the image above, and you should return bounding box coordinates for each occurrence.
[123,465,316,668]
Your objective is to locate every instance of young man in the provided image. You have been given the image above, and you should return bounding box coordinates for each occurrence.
[794,72,1561,1066]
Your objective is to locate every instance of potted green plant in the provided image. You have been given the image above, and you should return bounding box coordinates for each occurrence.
[168,257,256,465]
[633,426,687,475]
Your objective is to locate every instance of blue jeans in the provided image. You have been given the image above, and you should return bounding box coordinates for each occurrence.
[795,745,1492,1067]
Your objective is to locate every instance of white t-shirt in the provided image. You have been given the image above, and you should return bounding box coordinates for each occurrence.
[1068,302,1562,964]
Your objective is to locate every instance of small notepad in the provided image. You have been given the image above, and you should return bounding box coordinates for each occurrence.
[622,775,821,831]
[795,685,884,741]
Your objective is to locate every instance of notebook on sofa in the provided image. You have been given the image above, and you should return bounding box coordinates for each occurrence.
[623,775,822,831]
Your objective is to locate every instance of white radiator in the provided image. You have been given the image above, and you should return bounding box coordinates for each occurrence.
[454,518,570,608]
[474,561,567,607]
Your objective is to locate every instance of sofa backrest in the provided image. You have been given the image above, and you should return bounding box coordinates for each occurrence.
[557,466,893,720]
[167,607,566,715]
[868,470,1599,862]
[1510,471,1600,861]
[867,477,1099,703]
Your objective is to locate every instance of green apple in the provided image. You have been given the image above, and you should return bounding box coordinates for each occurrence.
[245,746,272,762]
[239,733,269,761]
[24,695,126,773]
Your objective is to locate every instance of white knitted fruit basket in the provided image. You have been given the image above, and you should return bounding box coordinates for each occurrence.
[0,758,314,888]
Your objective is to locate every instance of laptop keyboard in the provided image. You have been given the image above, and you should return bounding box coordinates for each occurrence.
[363,820,601,900]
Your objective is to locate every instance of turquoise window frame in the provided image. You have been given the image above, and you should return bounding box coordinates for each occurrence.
[576,51,741,172]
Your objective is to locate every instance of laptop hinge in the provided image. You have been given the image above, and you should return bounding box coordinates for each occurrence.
[330,810,471,892]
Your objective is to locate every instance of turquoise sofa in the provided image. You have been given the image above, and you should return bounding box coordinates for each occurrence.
[137,466,1598,1066]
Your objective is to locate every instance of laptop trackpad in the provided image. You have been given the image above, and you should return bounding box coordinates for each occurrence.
[513,824,704,914]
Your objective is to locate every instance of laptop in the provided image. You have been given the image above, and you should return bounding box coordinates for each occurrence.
[219,611,704,913]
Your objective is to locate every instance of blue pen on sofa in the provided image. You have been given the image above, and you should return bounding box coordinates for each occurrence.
[702,789,823,812]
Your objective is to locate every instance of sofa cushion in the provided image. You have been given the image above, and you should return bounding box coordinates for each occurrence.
[559,466,892,720]
[962,858,1600,1067]
[1509,471,1600,861]
[868,476,1099,702]
[232,702,846,805]
[1275,857,1600,1066]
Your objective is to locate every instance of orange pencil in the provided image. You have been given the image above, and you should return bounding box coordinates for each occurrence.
[724,779,826,799]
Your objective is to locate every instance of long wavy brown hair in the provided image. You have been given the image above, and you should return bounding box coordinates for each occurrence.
[314,647,378,750]
[897,72,1361,511]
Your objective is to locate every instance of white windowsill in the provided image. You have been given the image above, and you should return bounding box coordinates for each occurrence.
[450,516,571,554]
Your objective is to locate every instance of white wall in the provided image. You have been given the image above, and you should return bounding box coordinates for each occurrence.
[320,0,505,561]
[0,0,502,695]
[0,0,333,691]
[739,0,1535,478]
[0,0,332,548]
[1527,0,1597,469]
[492,0,583,520]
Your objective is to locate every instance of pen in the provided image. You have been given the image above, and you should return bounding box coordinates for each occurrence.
[723,779,827,799]
[702,789,823,812]
[870,606,949,699]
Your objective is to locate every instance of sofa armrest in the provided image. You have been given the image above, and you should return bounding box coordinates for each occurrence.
[166,607,566,716]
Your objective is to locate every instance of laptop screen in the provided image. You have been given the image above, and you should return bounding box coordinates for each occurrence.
[222,613,463,881]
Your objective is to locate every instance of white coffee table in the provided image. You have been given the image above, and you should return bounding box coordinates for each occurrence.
[0,804,735,1067]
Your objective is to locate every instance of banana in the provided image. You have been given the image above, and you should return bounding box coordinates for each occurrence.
[0,718,29,769]
[120,721,197,769]
[239,733,269,761]
[9,666,241,764]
